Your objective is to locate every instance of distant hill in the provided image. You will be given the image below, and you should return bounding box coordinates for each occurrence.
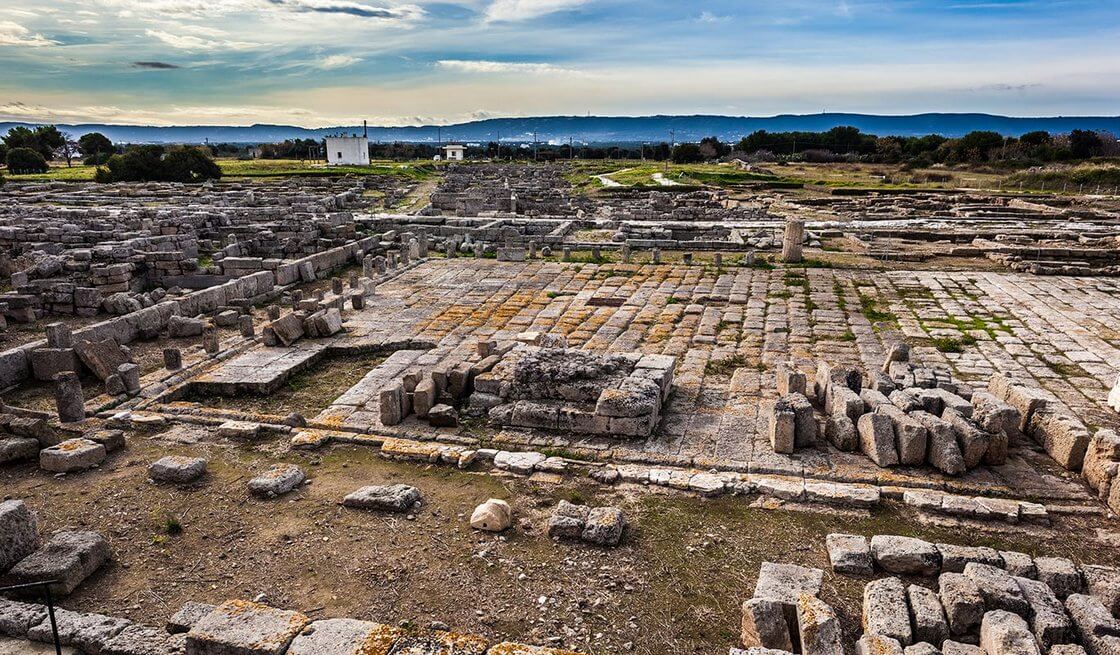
[3,113,1119,145]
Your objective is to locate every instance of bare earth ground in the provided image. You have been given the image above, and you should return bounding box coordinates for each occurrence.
[4,428,1120,655]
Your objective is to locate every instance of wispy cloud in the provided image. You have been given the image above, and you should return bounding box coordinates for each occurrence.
[0,20,58,46]
[267,0,423,20]
[318,54,360,68]
[436,59,583,75]
[697,11,730,23]
[484,0,592,22]
[132,60,180,69]
[145,28,261,51]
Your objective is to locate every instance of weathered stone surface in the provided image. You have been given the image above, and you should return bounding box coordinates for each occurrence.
[908,584,950,646]
[1082,565,1120,616]
[547,501,589,540]
[39,438,105,473]
[797,595,844,655]
[876,404,927,465]
[942,642,984,655]
[964,562,1030,616]
[168,602,218,634]
[6,530,110,595]
[0,499,40,574]
[768,399,796,454]
[0,436,39,464]
[904,642,941,655]
[1028,407,1090,471]
[186,600,310,655]
[941,407,989,469]
[755,562,825,609]
[741,597,794,651]
[1035,557,1082,600]
[1083,430,1120,499]
[0,597,49,639]
[218,420,260,440]
[149,456,207,484]
[25,607,130,653]
[247,464,305,498]
[999,552,1036,578]
[871,535,940,576]
[470,499,512,533]
[857,635,904,655]
[911,411,966,476]
[1014,576,1071,650]
[1065,594,1120,640]
[342,484,421,512]
[864,576,912,645]
[937,544,1002,573]
[101,624,187,655]
[825,533,872,575]
[285,618,403,655]
[980,610,1041,655]
[581,506,626,546]
[939,572,986,636]
[74,338,130,382]
[1051,645,1089,655]
[485,643,583,655]
[859,412,899,467]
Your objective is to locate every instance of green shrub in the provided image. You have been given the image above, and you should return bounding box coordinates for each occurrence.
[6,147,49,174]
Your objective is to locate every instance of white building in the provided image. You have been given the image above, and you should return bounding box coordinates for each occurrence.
[442,144,465,161]
[325,136,370,166]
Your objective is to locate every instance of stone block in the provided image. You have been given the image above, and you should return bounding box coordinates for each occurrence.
[871,535,940,576]
[858,635,903,655]
[1028,407,1090,471]
[342,484,421,512]
[39,438,106,473]
[999,551,1036,578]
[6,530,110,595]
[1083,565,1120,617]
[908,584,949,646]
[937,544,1002,573]
[1014,576,1071,650]
[797,595,844,655]
[286,618,403,655]
[964,562,1030,616]
[859,412,899,467]
[148,456,207,483]
[470,499,512,533]
[248,464,305,498]
[0,499,40,573]
[939,572,986,636]
[980,610,1041,655]
[185,600,310,655]
[0,436,39,464]
[581,506,626,546]
[168,602,218,634]
[825,533,872,575]
[864,576,912,645]
[1035,557,1082,600]
[741,597,793,651]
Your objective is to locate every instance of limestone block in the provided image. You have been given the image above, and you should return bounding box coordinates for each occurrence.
[1000,551,1037,578]
[797,595,844,655]
[1035,557,1083,600]
[864,576,913,645]
[1083,430,1120,499]
[0,436,39,464]
[1082,565,1120,617]
[908,584,949,646]
[964,562,1030,616]
[769,400,796,455]
[858,635,903,655]
[185,600,310,655]
[1028,407,1090,471]
[168,602,218,634]
[980,610,1041,655]
[937,544,1001,573]
[547,501,589,540]
[7,530,110,595]
[1014,576,1071,650]
[148,456,207,483]
[941,407,989,469]
[581,506,626,546]
[247,464,305,498]
[825,533,872,575]
[24,607,130,653]
[859,412,899,467]
[939,572,986,636]
[343,484,421,512]
[286,618,403,655]
[741,597,793,651]
[0,500,40,573]
[911,411,966,476]
[39,438,106,473]
[871,535,940,576]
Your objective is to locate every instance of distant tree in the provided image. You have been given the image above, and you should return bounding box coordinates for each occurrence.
[95,145,221,183]
[3,125,65,161]
[1018,131,1051,147]
[698,136,730,160]
[671,142,704,164]
[1069,130,1104,159]
[6,147,49,174]
[59,133,80,168]
[954,131,1005,162]
[0,142,7,165]
[78,132,114,165]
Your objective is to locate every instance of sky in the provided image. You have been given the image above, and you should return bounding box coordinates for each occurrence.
[1,0,1118,127]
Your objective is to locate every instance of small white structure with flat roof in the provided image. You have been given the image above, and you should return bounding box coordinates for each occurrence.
[325,136,369,166]
[442,144,465,161]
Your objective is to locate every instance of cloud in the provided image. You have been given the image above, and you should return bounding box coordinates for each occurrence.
[132,60,181,69]
[0,20,58,46]
[436,59,582,75]
[697,11,730,23]
[268,0,423,19]
[318,54,360,68]
[145,28,260,51]
[484,0,591,22]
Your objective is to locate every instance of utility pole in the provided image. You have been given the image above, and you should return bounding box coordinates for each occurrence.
[665,129,675,172]
[533,132,538,161]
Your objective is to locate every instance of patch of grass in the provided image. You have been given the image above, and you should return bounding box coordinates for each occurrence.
[1045,360,1084,378]
[540,447,587,461]
[783,271,808,288]
[932,335,977,353]
[769,290,793,300]
[666,296,687,305]
[858,292,897,325]
[743,256,775,270]
[705,354,751,376]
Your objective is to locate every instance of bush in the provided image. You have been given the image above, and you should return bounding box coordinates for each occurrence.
[95,145,222,183]
[6,147,49,174]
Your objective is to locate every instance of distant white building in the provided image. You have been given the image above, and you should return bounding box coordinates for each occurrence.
[442,144,465,161]
[325,135,369,166]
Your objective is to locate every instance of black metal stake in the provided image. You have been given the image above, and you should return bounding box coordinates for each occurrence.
[44,584,62,655]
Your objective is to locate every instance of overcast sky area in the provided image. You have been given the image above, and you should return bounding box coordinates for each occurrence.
[1,0,1118,127]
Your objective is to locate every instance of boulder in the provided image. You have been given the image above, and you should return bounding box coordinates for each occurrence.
[470,499,512,532]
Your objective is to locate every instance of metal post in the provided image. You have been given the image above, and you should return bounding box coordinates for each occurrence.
[45,584,62,655]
